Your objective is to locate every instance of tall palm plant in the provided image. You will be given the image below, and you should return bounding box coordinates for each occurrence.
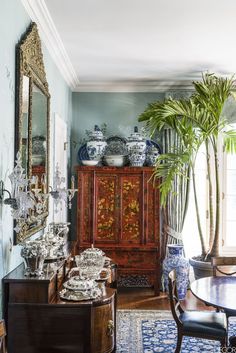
[139,73,236,260]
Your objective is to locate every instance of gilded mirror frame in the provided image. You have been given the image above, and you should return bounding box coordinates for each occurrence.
[15,22,50,243]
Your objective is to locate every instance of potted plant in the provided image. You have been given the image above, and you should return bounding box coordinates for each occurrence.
[139,73,236,278]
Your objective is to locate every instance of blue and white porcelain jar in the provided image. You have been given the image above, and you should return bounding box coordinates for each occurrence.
[126,126,146,153]
[86,125,107,161]
[162,244,189,300]
[127,127,146,166]
[145,145,160,166]
[129,146,146,166]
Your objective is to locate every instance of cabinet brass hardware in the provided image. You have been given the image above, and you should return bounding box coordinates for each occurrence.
[106,320,114,336]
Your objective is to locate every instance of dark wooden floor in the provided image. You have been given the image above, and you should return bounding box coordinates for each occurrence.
[117,287,214,311]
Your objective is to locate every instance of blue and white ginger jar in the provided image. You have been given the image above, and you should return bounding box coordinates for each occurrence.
[145,145,160,166]
[162,244,189,300]
[129,146,146,167]
[127,126,146,166]
[126,126,146,153]
[86,125,107,161]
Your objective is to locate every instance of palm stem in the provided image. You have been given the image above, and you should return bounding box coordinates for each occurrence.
[209,141,220,257]
[192,159,207,257]
[206,139,215,251]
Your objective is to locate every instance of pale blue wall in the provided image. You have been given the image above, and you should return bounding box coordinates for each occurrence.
[0,0,72,314]
[71,92,165,166]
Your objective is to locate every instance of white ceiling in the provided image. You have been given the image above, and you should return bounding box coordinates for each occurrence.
[23,0,236,91]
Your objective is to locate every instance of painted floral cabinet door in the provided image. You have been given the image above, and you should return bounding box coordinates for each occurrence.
[120,175,142,243]
[94,175,119,242]
[76,166,159,246]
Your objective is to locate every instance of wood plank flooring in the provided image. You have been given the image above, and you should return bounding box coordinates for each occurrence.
[117,288,214,311]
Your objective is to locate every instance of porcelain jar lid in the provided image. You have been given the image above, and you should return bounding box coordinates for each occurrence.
[88,125,105,141]
[127,126,145,142]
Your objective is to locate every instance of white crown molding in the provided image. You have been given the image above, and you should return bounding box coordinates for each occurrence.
[74,80,195,93]
[21,0,79,89]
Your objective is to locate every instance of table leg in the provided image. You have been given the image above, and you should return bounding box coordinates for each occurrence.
[229,336,236,348]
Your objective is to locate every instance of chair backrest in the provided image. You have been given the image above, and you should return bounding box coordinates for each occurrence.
[168,270,184,326]
[0,320,6,353]
[211,257,236,276]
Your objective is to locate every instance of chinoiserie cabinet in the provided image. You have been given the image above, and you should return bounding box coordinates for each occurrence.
[75,166,161,295]
[3,262,116,353]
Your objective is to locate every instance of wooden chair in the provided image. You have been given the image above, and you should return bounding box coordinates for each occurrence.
[211,256,236,320]
[168,270,227,353]
[211,256,236,277]
[0,320,6,353]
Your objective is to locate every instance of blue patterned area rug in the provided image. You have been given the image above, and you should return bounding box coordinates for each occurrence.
[117,310,236,353]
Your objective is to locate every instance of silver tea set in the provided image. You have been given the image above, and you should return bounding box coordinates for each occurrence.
[20,222,70,276]
[59,245,111,301]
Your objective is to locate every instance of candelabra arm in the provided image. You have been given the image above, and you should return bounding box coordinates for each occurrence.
[0,180,13,201]
[0,180,18,209]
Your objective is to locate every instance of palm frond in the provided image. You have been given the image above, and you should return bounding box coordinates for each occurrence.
[223,130,236,153]
[193,73,235,126]
[138,72,236,258]
[153,150,192,206]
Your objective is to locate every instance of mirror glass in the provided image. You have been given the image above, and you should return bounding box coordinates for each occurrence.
[15,22,50,243]
[21,76,30,173]
[31,84,47,186]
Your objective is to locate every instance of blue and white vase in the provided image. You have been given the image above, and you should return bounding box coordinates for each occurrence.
[145,145,160,166]
[129,146,146,166]
[162,244,189,300]
[126,126,146,154]
[127,127,146,166]
[86,125,107,161]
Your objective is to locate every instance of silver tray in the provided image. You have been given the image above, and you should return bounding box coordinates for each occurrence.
[59,288,101,301]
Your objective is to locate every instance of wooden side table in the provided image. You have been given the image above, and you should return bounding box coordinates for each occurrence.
[3,263,116,353]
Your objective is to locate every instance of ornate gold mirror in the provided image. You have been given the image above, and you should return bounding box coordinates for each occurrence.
[15,22,50,243]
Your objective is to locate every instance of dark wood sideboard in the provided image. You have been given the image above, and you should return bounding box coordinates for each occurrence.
[3,262,116,353]
[75,166,161,295]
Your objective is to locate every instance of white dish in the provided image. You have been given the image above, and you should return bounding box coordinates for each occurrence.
[81,160,99,166]
[103,155,127,167]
